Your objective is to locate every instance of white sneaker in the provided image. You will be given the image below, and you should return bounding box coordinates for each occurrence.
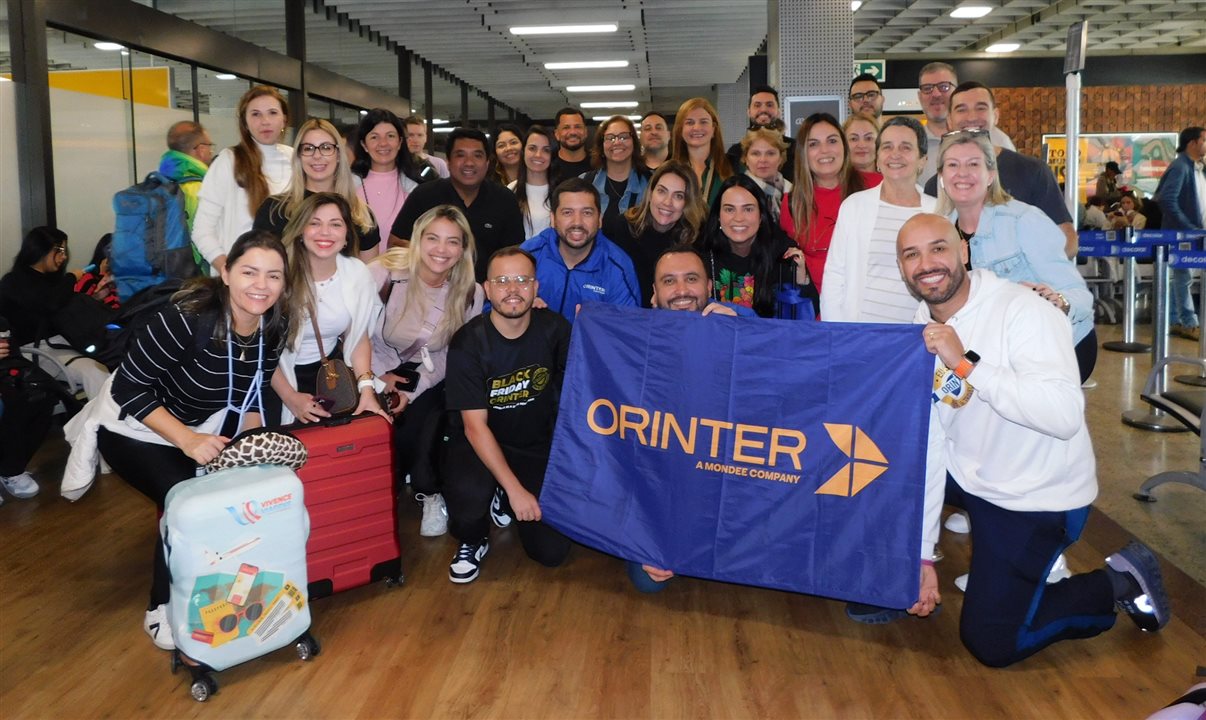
[954,573,968,592]
[1081,378,1098,389]
[944,512,970,534]
[0,472,40,499]
[415,493,448,537]
[143,604,175,650]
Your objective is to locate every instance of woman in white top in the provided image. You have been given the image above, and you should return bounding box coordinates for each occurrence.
[369,205,483,535]
[822,116,937,323]
[269,192,387,424]
[351,108,424,257]
[254,117,382,260]
[193,85,293,275]
[508,125,554,238]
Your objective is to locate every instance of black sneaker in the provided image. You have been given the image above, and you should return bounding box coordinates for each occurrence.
[1105,541,1171,632]
[449,540,489,584]
[490,487,513,529]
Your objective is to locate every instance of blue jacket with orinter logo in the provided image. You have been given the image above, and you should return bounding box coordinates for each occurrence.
[521,227,640,323]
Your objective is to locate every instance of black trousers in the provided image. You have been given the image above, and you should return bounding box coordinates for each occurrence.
[393,384,445,495]
[442,435,571,568]
[97,428,198,609]
[0,387,55,477]
[1074,329,1098,384]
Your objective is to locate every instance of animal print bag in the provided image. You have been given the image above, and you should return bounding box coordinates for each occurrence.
[204,427,308,473]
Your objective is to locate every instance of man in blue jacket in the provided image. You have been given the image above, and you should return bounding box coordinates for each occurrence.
[1155,126,1206,341]
[521,178,640,321]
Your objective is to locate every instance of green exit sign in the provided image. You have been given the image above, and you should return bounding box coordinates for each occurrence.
[854,60,886,81]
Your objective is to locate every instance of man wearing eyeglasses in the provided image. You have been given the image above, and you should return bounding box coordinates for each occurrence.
[916,63,1015,185]
[158,121,213,249]
[521,178,640,322]
[442,246,574,583]
[849,74,884,122]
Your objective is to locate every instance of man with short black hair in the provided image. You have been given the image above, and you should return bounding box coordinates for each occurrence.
[639,111,670,171]
[550,107,592,187]
[403,115,449,179]
[1095,161,1122,204]
[443,246,574,583]
[521,178,639,320]
[390,127,525,281]
[924,81,1078,258]
[1155,126,1206,340]
[725,85,797,172]
[848,73,884,122]
[891,212,1171,666]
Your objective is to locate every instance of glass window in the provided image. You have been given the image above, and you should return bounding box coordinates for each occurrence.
[0,4,22,260]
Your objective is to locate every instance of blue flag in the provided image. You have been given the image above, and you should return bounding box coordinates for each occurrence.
[540,303,934,608]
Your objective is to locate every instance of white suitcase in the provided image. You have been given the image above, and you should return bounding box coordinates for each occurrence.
[162,464,319,701]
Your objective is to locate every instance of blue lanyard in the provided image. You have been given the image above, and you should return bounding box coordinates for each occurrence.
[225,317,265,434]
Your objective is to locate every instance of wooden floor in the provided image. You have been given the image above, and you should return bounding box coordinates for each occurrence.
[2,328,1205,719]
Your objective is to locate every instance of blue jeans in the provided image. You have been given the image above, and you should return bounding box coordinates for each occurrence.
[1169,268,1198,327]
[944,475,1116,667]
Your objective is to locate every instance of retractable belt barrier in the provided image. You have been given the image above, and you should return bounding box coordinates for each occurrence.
[1123,230,1205,432]
[1081,229,1152,354]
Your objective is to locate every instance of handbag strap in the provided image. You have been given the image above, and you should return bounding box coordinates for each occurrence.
[382,276,445,364]
[307,304,330,362]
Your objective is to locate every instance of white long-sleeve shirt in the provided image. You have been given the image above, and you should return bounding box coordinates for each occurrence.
[915,269,1097,559]
[192,143,293,268]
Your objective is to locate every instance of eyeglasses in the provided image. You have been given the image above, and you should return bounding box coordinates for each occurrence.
[489,275,534,288]
[603,133,633,144]
[919,82,955,95]
[195,142,216,149]
[849,90,881,102]
[53,246,67,255]
[299,142,338,157]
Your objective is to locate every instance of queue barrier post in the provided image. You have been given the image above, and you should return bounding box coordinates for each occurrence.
[1122,230,1195,432]
[1169,242,1206,387]
[1094,228,1152,354]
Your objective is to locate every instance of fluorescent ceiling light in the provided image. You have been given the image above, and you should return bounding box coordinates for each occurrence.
[214,73,238,80]
[581,101,639,109]
[567,84,636,92]
[359,110,368,116]
[592,115,641,122]
[431,118,448,125]
[433,127,457,133]
[511,24,617,36]
[950,6,993,18]
[93,42,125,51]
[544,60,629,70]
[120,50,130,56]
[985,42,1020,52]
[851,1,862,11]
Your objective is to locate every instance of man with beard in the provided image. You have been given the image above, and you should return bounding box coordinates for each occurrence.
[889,213,1171,667]
[521,178,640,321]
[848,74,884,122]
[725,86,796,172]
[650,246,753,316]
[443,247,573,583]
[915,63,1015,185]
[549,107,592,187]
[639,112,671,171]
[390,128,525,281]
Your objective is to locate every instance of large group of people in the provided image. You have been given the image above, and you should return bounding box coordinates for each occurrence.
[1,77,1189,673]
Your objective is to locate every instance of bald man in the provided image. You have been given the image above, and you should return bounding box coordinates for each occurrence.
[891,213,1170,667]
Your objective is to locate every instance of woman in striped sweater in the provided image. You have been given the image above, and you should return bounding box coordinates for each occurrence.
[96,230,290,652]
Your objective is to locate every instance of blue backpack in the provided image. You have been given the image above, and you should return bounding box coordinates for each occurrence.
[111,172,199,301]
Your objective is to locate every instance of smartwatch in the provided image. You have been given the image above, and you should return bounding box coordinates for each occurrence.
[954,350,980,379]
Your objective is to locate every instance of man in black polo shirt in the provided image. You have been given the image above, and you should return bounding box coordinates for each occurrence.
[549,108,593,188]
[390,127,525,281]
[443,247,573,583]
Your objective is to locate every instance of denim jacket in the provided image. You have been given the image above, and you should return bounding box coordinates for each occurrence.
[951,199,1093,343]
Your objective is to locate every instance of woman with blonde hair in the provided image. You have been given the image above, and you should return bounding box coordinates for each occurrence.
[780,112,873,295]
[267,192,386,426]
[194,85,292,275]
[254,117,382,259]
[935,129,1094,380]
[671,97,733,207]
[614,161,706,306]
[369,204,484,536]
[843,114,881,180]
[740,128,792,224]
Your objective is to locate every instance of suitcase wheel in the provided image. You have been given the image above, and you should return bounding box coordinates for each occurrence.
[384,573,405,588]
[296,631,321,661]
[190,675,217,702]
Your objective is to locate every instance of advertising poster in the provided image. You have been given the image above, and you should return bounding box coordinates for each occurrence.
[1043,132,1177,201]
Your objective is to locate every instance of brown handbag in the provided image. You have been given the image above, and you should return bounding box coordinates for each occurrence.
[309,306,358,416]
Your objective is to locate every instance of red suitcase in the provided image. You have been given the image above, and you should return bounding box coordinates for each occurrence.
[289,414,403,598]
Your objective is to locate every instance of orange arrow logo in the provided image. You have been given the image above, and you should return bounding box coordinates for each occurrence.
[815,423,888,497]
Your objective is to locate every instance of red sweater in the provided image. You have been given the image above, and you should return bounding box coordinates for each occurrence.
[779,171,881,295]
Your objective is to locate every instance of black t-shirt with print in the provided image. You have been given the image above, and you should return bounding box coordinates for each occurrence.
[445,308,571,451]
